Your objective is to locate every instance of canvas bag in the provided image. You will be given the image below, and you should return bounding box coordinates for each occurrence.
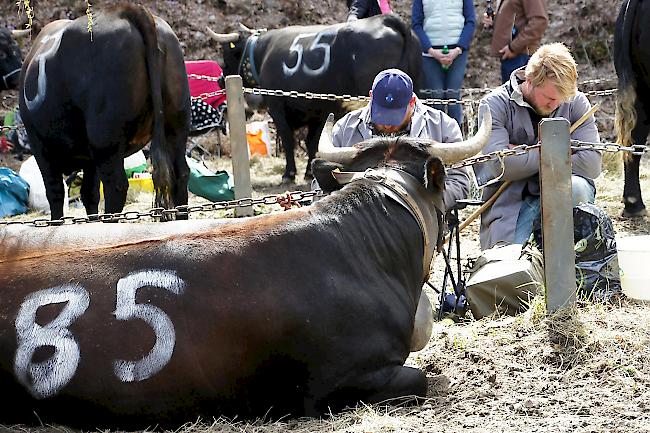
[186,157,235,202]
[465,243,544,319]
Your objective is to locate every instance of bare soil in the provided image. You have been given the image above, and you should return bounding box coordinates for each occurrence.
[2,1,650,432]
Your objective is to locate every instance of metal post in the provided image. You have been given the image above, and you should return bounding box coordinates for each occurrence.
[540,118,576,312]
[225,75,253,217]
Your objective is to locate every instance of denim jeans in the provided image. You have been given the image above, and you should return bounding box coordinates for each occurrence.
[513,175,596,244]
[501,54,530,83]
[421,50,468,127]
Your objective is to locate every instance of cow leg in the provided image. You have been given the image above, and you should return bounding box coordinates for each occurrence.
[270,108,297,183]
[169,132,190,220]
[32,149,66,220]
[363,366,428,404]
[622,105,649,217]
[97,156,129,215]
[314,366,427,415]
[80,164,100,216]
[304,120,324,180]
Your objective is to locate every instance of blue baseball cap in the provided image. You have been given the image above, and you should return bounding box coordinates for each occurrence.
[370,69,414,126]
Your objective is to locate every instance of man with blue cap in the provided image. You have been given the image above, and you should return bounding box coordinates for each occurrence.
[331,68,471,209]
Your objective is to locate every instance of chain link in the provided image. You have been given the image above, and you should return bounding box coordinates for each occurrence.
[0,190,324,227]
[449,143,541,169]
[1,124,23,132]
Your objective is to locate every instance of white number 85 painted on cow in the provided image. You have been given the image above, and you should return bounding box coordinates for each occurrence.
[13,269,185,398]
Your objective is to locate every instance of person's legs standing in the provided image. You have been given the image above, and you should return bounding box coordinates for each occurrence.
[443,49,468,127]
[422,56,446,115]
[500,54,530,83]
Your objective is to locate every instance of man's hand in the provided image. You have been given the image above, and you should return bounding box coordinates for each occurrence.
[499,44,515,60]
[482,13,493,29]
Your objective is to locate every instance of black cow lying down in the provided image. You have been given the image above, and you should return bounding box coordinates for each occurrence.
[0,108,490,429]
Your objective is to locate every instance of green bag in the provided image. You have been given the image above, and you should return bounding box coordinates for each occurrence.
[186,157,235,202]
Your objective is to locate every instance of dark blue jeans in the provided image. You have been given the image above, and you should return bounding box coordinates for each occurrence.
[501,54,530,83]
[421,50,468,127]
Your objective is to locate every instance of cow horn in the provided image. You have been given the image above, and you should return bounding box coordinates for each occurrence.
[427,103,492,164]
[316,113,359,163]
[12,28,31,38]
[239,23,253,33]
[205,27,240,43]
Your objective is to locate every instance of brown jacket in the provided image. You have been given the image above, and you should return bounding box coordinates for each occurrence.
[490,0,548,57]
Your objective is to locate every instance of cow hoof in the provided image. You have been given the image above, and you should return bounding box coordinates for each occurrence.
[622,207,648,218]
[281,173,296,185]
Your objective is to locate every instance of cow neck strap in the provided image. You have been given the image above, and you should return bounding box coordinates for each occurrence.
[238,35,260,87]
[2,68,20,89]
[332,168,443,282]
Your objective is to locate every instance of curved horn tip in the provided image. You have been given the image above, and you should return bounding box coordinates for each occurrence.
[239,23,253,32]
[478,103,492,124]
[318,113,335,151]
[12,28,31,38]
[205,26,240,43]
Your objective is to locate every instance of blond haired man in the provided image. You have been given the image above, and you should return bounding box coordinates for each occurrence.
[474,43,602,250]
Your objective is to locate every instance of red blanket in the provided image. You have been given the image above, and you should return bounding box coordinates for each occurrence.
[185,60,226,108]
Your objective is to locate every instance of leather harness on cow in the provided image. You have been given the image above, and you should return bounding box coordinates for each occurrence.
[331,167,445,283]
[2,67,20,89]
[237,34,260,87]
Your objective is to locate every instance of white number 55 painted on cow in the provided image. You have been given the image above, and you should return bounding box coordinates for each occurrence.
[13,269,185,398]
[282,29,338,77]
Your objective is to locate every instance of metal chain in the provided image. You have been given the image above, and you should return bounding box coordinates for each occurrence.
[583,88,618,97]
[187,73,222,83]
[570,139,646,155]
[187,74,617,99]
[1,124,23,132]
[190,88,227,102]
[449,143,540,169]
[449,139,646,170]
[2,139,644,228]
[0,190,323,227]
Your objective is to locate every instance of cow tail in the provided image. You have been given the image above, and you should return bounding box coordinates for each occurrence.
[614,0,638,156]
[383,15,422,93]
[121,5,173,210]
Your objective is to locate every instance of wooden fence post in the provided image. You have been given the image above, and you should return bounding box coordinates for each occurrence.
[225,75,253,217]
[540,118,576,312]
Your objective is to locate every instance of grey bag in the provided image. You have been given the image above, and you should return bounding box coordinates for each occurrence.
[465,243,544,319]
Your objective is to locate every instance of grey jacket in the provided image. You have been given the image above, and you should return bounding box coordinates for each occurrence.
[474,68,602,250]
[332,99,471,210]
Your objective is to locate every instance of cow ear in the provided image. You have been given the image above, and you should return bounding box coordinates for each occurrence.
[424,156,445,193]
[312,158,345,193]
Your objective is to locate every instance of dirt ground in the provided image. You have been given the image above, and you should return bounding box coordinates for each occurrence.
[2,0,650,432]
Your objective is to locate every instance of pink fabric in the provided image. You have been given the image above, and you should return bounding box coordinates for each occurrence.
[379,0,392,14]
[185,60,226,108]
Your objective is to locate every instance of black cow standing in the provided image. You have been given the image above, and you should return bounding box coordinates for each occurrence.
[19,4,190,220]
[0,28,27,91]
[208,14,423,183]
[614,0,649,217]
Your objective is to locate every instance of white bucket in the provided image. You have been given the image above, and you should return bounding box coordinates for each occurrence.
[617,235,650,300]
